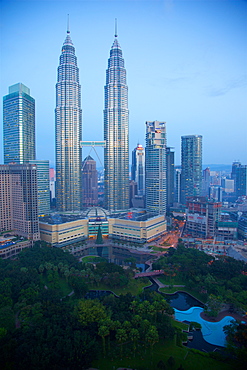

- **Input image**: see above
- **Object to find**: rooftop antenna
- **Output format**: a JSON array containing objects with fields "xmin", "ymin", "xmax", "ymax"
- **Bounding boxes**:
[
  {"xmin": 67, "ymin": 14, "xmax": 70, "ymax": 34},
  {"xmin": 115, "ymin": 18, "xmax": 118, "ymax": 38}
]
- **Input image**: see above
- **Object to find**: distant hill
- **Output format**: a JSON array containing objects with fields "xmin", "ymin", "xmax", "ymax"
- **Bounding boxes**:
[{"xmin": 202, "ymin": 164, "xmax": 232, "ymax": 173}]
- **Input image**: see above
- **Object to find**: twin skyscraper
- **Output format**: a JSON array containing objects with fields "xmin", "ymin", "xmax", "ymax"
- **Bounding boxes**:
[{"xmin": 55, "ymin": 24, "xmax": 129, "ymax": 212}]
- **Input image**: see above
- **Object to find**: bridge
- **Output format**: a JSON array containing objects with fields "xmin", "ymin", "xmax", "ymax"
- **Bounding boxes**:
[{"xmin": 134, "ymin": 270, "xmax": 164, "ymax": 279}]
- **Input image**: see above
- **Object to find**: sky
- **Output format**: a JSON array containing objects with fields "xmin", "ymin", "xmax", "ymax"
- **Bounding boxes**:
[{"xmin": 0, "ymin": 0, "xmax": 246, "ymax": 168}]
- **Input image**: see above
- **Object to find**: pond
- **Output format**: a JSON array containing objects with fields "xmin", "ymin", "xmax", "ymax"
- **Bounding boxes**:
[
  {"xmin": 174, "ymin": 306, "xmax": 235, "ymax": 347},
  {"xmin": 165, "ymin": 291, "xmax": 204, "ymax": 310}
]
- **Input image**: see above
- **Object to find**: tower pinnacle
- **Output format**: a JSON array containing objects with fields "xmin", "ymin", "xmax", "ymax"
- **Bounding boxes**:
[
  {"xmin": 115, "ymin": 18, "xmax": 118, "ymax": 38},
  {"xmin": 67, "ymin": 14, "xmax": 70, "ymax": 34}
]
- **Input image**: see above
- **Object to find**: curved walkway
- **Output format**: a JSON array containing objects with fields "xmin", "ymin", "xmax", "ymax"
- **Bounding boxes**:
[{"xmin": 151, "ymin": 277, "xmax": 185, "ymax": 289}]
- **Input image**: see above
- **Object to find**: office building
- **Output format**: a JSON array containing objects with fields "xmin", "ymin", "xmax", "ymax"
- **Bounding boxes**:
[
  {"xmin": 0, "ymin": 163, "xmax": 40, "ymax": 240},
  {"xmin": 181, "ymin": 135, "xmax": 202, "ymax": 204},
  {"xmin": 28, "ymin": 160, "xmax": 50, "ymax": 215},
  {"xmin": 55, "ymin": 25, "xmax": 82, "ymax": 211},
  {"xmin": 166, "ymin": 147, "xmax": 175, "ymax": 209},
  {"xmin": 186, "ymin": 196, "xmax": 221, "ymax": 238},
  {"xmin": 145, "ymin": 121, "xmax": 166, "ymax": 215},
  {"xmin": 231, "ymin": 161, "xmax": 241, "ymax": 193},
  {"xmin": 3, "ymin": 83, "xmax": 35, "ymax": 164},
  {"xmin": 129, "ymin": 180, "xmax": 138, "ymax": 208},
  {"xmin": 175, "ymin": 169, "xmax": 181, "ymax": 204},
  {"xmin": 236, "ymin": 165, "xmax": 247, "ymax": 197},
  {"xmin": 104, "ymin": 29, "xmax": 129, "ymax": 211},
  {"xmin": 202, "ymin": 167, "xmax": 210, "ymax": 196},
  {"xmin": 131, "ymin": 144, "xmax": 145, "ymax": 196},
  {"xmin": 209, "ymin": 185, "xmax": 223, "ymax": 202},
  {"xmin": 81, "ymin": 156, "xmax": 98, "ymax": 207}
]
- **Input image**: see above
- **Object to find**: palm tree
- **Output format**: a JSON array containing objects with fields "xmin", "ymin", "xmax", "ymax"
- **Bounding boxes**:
[
  {"xmin": 116, "ymin": 328, "xmax": 128, "ymax": 358},
  {"xmin": 129, "ymin": 328, "xmax": 140, "ymax": 356},
  {"xmin": 98, "ymin": 325, "xmax": 109, "ymax": 356}
]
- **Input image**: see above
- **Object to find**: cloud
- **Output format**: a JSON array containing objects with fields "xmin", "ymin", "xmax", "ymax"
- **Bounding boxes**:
[{"xmin": 206, "ymin": 76, "xmax": 247, "ymax": 97}]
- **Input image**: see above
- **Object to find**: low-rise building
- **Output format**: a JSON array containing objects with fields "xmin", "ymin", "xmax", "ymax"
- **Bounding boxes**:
[
  {"xmin": 39, "ymin": 215, "xmax": 88, "ymax": 246},
  {"xmin": 0, "ymin": 237, "xmax": 31, "ymax": 259},
  {"xmin": 108, "ymin": 213, "xmax": 167, "ymax": 243}
]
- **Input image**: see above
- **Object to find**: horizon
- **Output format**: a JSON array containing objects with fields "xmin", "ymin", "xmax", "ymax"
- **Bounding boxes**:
[{"xmin": 0, "ymin": 0, "xmax": 246, "ymax": 167}]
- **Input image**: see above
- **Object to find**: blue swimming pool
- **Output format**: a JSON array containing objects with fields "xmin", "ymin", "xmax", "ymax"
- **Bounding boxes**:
[{"xmin": 174, "ymin": 307, "xmax": 235, "ymax": 347}]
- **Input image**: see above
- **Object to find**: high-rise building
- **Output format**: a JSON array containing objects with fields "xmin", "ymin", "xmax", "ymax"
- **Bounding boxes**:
[
  {"xmin": 104, "ymin": 29, "xmax": 129, "ymax": 212},
  {"xmin": 236, "ymin": 165, "xmax": 247, "ymax": 197},
  {"xmin": 81, "ymin": 156, "xmax": 98, "ymax": 207},
  {"xmin": 0, "ymin": 163, "xmax": 40, "ymax": 240},
  {"xmin": 131, "ymin": 144, "xmax": 145, "ymax": 196},
  {"xmin": 55, "ymin": 26, "xmax": 82, "ymax": 212},
  {"xmin": 28, "ymin": 160, "xmax": 50, "ymax": 215},
  {"xmin": 186, "ymin": 196, "xmax": 221, "ymax": 238},
  {"xmin": 175, "ymin": 169, "xmax": 181, "ymax": 204},
  {"xmin": 3, "ymin": 83, "xmax": 35, "ymax": 164},
  {"xmin": 202, "ymin": 167, "xmax": 210, "ymax": 196},
  {"xmin": 231, "ymin": 161, "xmax": 241, "ymax": 193},
  {"xmin": 181, "ymin": 135, "xmax": 202, "ymax": 204},
  {"xmin": 145, "ymin": 121, "xmax": 166, "ymax": 215},
  {"xmin": 166, "ymin": 147, "xmax": 175, "ymax": 209}
]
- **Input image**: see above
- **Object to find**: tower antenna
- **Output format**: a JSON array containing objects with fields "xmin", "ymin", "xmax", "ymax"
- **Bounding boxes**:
[
  {"xmin": 67, "ymin": 14, "xmax": 70, "ymax": 34},
  {"xmin": 115, "ymin": 18, "xmax": 118, "ymax": 38}
]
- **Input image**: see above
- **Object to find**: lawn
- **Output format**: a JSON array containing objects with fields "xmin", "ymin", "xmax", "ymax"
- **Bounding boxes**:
[
  {"xmin": 92, "ymin": 337, "xmax": 234, "ymax": 370},
  {"xmin": 172, "ymin": 318, "xmax": 190, "ymax": 331},
  {"xmin": 88, "ymin": 278, "xmax": 150, "ymax": 296},
  {"xmin": 157, "ymin": 276, "xmax": 207, "ymax": 303},
  {"xmin": 40, "ymin": 275, "xmax": 72, "ymax": 297}
]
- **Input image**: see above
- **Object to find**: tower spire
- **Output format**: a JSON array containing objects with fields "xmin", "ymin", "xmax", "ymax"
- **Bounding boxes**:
[
  {"xmin": 115, "ymin": 18, "xmax": 118, "ymax": 38},
  {"xmin": 67, "ymin": 14, "xmax": 70, "ymax": 34}
]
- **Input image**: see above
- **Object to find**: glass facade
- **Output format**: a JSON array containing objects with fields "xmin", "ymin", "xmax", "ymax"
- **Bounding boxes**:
[
  {"xmin": 131, "ymin": 144, "xmax": 145, "ymax": 196},
  {"xmin": 3, "ymin": 83, "xmax": 35, "ymax": 164},
  {"xmin": 181, "ymin": 135, "xmax": 202, "ymax": 204},
  {"xmin": 145, "ymin": 121, "xmax": 167, "ymax": 215},
  {"xmin": 55, "ymin": 29, "xmax": 82, "ymax": 211},
  {"xmin": 104, "ymin": 34, "xmax": 129, "ymax": 212},
  {"xmin": 28, "ymin": 160, "xmax": 50, "ymax": 216}
]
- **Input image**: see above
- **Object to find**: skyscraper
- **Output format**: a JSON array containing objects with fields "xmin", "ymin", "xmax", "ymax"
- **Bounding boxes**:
[
  {"xmin": 55, "ymin": 25, "xmax": 82, "ymax": 212},
  {"xmin": 104, "ymin": 27, "xmax": 129, "ymax": 212},
  {"xmin": 0, "ymin": 163, "xmax": 40, "ymax": 240},
  {"xmin": 236, "ymin": 165, "xmax": 247, "ymax": 197},
  {"xmin": 81, "ymin": 156, "xmax": 98, "ymax": 207},
  {"xmin": 145, "ymin": 121, "xmax": 166, "ymax": 215},
  {"xmin": 3, "ymin": 83, "xmax": 35, "ymax": 164},
  {"xmin": 131, "ymin": 144, "xmax": 145, "ymax": 196},
  {"xmin": 28, "ymin": 160, "xmax": 50, "ymax": 215},
  {"xmin": 166, "ymin": 147, "xmax": 175, "ymax": 209},
  {"xmin": 181, "ymin": 135, "xmax": 202, "ymax": 204}
]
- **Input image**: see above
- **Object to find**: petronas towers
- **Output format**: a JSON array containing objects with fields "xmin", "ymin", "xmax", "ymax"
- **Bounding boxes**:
[
  {"xmin": 55, "ymin": 24, "xmax": 129, "ymax": 212},
  {"xmin": 104, "ymin": 33, "xmax": 129, "ymax": 211},
  {"xmin": 55, "ymin": 27, "xmax": 82, "ymax": 212}
]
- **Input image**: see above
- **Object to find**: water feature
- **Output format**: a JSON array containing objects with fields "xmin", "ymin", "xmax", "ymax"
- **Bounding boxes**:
[
  {"xmin": 174, "ymin": 306, "xmax": 235, "ymax": 347},
  {"xmin": 165, "ymin": 291, "xmax": 204, "ymax": 310}
]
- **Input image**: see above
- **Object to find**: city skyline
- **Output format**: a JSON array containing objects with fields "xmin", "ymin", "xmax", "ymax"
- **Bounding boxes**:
[{"xmin": 0, "ymin": 0, "xmax": 246, "ymax": 166}]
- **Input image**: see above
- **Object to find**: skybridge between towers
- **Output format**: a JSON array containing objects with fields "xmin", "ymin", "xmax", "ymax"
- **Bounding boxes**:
[{"xmin": 80, "ymin": 141, "xmax": 106, "ymax": 169}]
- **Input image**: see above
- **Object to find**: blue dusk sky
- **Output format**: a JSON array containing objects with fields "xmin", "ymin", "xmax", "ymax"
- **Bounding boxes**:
[{"xmin": 0, "ymin": 0, "xmax": 246, "ymax": 168}]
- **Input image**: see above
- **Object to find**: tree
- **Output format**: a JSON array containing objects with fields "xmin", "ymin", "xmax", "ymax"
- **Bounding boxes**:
[
  {"xmin": 116, "ymin": 328, "xmax": 128, "ymax": 358},
  {"xmin": 129, "ymin": 328, "xmax": 140, "ymax": 355},
  {"xmin": 75, "ymin": 299, "xmax": 108, "ymax": 326},
  {"xmin": 167, "ymin": 355, "xmax": 175, "ymax": 368},
  {"xmin": 98, "ymin": 325, "xmax": 109, "ymax": 356}
]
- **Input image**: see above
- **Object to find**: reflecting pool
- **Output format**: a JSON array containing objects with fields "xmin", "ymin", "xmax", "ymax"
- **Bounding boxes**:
[
  {"xmin": 175, "ymin": 307, "xmax": 235, "ymax": 347},
  {"xmin": 166, "ymin": 291, "xmax": 204, "ymax": 310}
]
